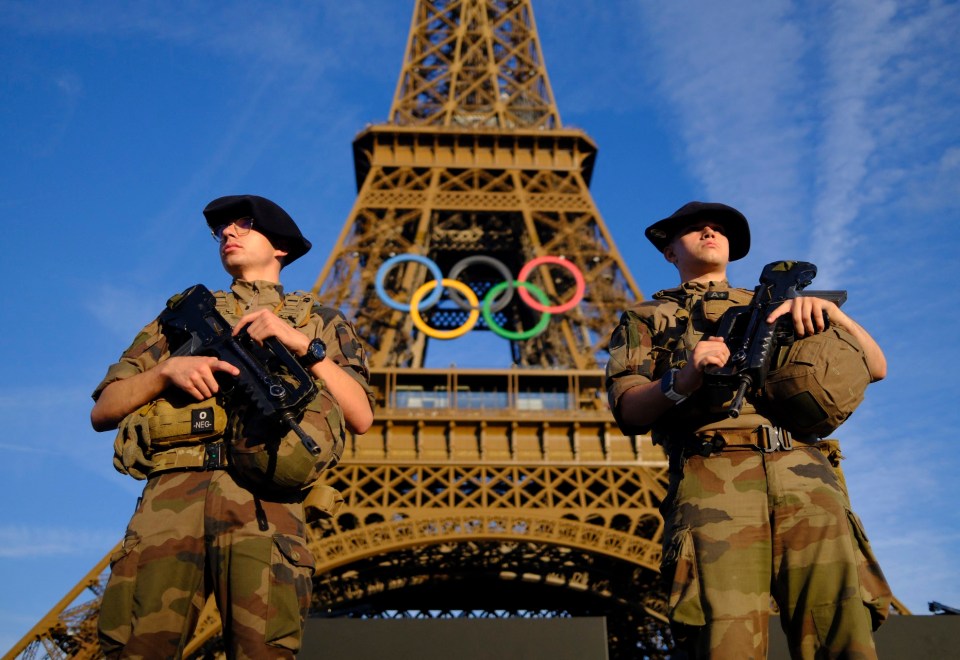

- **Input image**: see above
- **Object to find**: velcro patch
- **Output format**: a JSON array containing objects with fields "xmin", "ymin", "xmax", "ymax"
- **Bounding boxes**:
[{"xmin": 191, "ymin": 408, "xmax": 216, "ymax": 434}]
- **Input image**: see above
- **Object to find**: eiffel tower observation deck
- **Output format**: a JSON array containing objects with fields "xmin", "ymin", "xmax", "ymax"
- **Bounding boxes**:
[{"xmin": 7, "ymin": 2, "xmax": 675, "ymax": 658}]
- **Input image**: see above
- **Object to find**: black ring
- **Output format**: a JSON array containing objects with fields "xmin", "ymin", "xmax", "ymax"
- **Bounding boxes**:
[{"xmin": 446, "ymin": 256, "xmax": 516, "ymax": 312}]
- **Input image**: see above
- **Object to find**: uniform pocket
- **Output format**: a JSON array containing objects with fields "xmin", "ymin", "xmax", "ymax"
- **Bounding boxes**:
[
  {"xmin": 662, "ymin": 526, "xmax": 706, "ymax": 627},
  {"xmin": 265, "ymin": 534, "xmax": 316, "ymax": 650},
  {"xmin": 846, "ymin": 509, "xmax": 893, "ymax": 630}
]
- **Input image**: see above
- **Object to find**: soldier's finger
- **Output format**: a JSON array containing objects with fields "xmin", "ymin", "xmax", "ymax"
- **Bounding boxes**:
[
  {"xmin": 192, "ymin": 373, "xmax": 216, "ymax": 399},
  {"xmin": 766, "ymin": 301, "xmax": 791, "ymax": 324},
  {"xmin": 791, "ymin": 304, "xmax": 808, "ymax": 336},
  {"xmin": 186, "ymin": 380, "xmax": 210, "ymax": 400},
  {"xmin": 234, "ymin": 308, "xmax": 275, "ymax": 334},
  {"xmin": 802, "ymin": 303, "xmax": 818, "ymax": 335},
  {"xmin": 232, "ymin": 314, "xmax": 255, "ymax": 336},
  {"xmin": 211, "ymin": 359, "xmax": 240, "ymax": 376},
  {"xmin": 185, "ymin": 386, "xmax": 206, "ymax": 401}
]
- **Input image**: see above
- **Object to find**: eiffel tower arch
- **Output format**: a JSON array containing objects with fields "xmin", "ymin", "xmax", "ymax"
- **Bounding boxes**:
[{"xmin": 7, "ymin": 1, "xmax": 674, "ymax": 658}]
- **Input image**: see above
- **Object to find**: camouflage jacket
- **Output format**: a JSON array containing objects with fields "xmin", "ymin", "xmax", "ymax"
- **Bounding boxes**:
[
  {"xmin": 605, "ymin": 279, "xmax": 775, "ymax": 442},
  {"xmin": 94, "ymin": 279, "xmax": 372, "ymax": 405},
  {"xmin": 93, "ymin": 280, "xmax": 374, "ymax": 486}
]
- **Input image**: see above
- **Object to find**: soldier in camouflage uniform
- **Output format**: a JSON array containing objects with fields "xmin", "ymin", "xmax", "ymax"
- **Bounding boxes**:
[
  {"xmin": 91, "ymin": 195, "xmax": 375, "ymax": 659},
  {"xmin": 605, "ymin": 202, "xmax": 891, "ymax": 659}
]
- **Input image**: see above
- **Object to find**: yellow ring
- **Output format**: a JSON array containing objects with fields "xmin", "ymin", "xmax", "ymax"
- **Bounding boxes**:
[{"xmin": 409, "ymin": 278, "xmax": 480, "ymax": 340}]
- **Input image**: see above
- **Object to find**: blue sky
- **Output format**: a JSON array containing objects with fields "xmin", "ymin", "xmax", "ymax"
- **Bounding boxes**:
[{"xmin": 1, "ymin": 0, "xmax": 958, "ymax": 649}]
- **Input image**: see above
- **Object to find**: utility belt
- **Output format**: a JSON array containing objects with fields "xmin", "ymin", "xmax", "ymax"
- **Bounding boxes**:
[
  {"xmin": 146, "ymin": 439, "xmax": 343, "ymax": 519},
  {"xmin": 667, "ymin": 425, "xmax": 819, "ymax": 471},
  {"xmin": 113, "ymin": 387, "xmax": 346, "ymax": 499},
  {"xmin": 150, "ymin": 440, "xmax": 229, "ymax": 475}
]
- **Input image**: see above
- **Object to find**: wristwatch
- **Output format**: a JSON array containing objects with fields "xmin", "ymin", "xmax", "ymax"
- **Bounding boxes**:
[
  {"xmin": 299, "ymin": 338, "xmax": 327, "ymax": 368},
  {"xmin": 660, "ymin": 367, "xmax": 688, "ymax": 404}
]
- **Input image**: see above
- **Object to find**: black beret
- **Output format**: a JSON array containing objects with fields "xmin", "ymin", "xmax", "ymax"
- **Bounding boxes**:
[
  {"xmin": 645, "ymin": 201, "xmax": 751, "ymax": 262},
  {"xmin": 203, "ymin": 194, "xmax": 312, "ymax": 265}
]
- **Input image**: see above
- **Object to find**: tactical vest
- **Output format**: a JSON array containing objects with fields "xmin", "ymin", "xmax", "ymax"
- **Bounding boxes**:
[
  {"xmin": 651, "ymin": 283, "xmax": 755, "ymax": 373},
  {"xmin": 113, "ymin": 288, "xmax": 346, "ymax": 498},
  {"xmin": 643, "ymin": 282, "xmax": 776, "ymax": 444},
  {"xmin": 213, "ymin": 288, "xmax": 315, "ymax": 329},
  {"xmin": 648, "ymin": 283, "xmax": 871, "ymax": 440}
]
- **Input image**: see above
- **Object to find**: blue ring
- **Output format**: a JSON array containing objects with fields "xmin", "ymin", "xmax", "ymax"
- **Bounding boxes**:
[{"xmin": 375, "ymin": 255, "xmax": 444, "ymax": 311}]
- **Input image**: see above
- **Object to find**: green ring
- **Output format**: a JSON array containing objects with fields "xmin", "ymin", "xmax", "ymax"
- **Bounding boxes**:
[{"xmin": 481, "ymin": 281, "xmax": 552, "ymax": 340}]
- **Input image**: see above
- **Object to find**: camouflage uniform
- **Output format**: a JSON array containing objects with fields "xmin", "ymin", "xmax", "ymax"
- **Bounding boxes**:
[
  {"xmin": 606, "ymin": 280, "xmax": 890, "ymax": 659},
  {"xmin": 93, "ymin": 279, "xmax": 374, "ymax": 659}
]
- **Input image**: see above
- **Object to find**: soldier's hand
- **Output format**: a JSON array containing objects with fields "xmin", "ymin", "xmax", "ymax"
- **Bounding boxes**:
[
  {"xmin": 159, "ymin": 356, "xmax": 240, "ymax": 401},
  {"xmin": 233, "ymin": 309, "xmax": 311, "ymax": 355},
  {"xmin": 677, "ymin": 337, "xmax": 730, "ymax": 394},
  {"xmin": 768, "ymin": 297, "xmax": 841, "ymax": 337}
]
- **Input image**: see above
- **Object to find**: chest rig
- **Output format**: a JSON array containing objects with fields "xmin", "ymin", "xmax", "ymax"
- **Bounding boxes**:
[
  {"xmin": 652, "ymin": 282, "xmax": 754, "ymax": 375},
  {"xmin": 112, "ymin": 289, "xmax": 320, "ymax": 481},
  {"xmin": 213, "ymin": 289, "xmax": 315, "ymax": 329},
  {"xmin": 648, "ymin": 282, "xmax": 762, "ymax": 455}
]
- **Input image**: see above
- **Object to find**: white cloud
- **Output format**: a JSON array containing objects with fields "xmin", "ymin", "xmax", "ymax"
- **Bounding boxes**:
[
  {"xmin": 636, "ymin": 1, "xmax": 812, "ymax": 262},
  {"xmin": 810, "ymin": 0, "xmax": 960, "ymax": 287},
  {"xmin": 625, "ymin": 1, "xmax": 959, "ymax": 290},
  {"xmin": 811, "ymin": 0, "xmax": 903, "ymax": 284}
]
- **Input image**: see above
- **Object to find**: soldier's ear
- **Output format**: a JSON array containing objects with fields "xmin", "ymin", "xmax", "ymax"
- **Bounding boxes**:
[{"xmin": 663, "ymin": 245, "xmax": 677, "ymax": 265}]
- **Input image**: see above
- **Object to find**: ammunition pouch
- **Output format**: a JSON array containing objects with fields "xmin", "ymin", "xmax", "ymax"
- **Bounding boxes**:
[
  {"xmin": 303, "ymin": 484, "xmax": 345, "ymax": 522},
  {"xmin": 763, "ymin": 325, "xmax": 870, "ymax": 437},
  {"xmin": 112, "ymin": 394, "xmax": 228, "ymax": 480}
]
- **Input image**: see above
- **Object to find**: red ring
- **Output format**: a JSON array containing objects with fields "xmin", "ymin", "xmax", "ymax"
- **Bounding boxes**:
[{"xmin": 517, "ymin": 256, "xmax": 585, "ymax": 313}]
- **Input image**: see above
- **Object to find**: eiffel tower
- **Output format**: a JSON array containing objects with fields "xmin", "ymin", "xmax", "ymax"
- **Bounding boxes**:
[{"xmin": 6, "ymin": 1, "xmax": 674, "ymax": 658}]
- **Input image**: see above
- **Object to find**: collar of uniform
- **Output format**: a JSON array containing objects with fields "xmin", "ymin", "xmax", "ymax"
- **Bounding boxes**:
[
  {"xmin": 230, "ymin": 279, "xmax": 285, "ymax": 311},
  {"xmin": 680, "ymin": 279, "xmax": 730, "ymax": 294},
  {"xmin": 653, "ymin": 279, "xmax": 731, "ymax": 300}
]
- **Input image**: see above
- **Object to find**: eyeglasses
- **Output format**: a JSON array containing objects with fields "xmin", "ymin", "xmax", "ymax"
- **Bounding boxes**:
[{"xmin": 211, "ymin": 217, "xmax": 254, "ymax": 241}]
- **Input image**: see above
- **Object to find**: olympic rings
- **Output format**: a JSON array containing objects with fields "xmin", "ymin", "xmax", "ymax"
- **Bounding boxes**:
[
  {"xmin": 374, "ymin": 253, "xmax": 585, "ymax": 340},
  {"xmin": 410, "ymin": 279, "xmax": 480, "ymax": 340},
  {"xmin": 376, "ymin": 254, "xmax": 444, "ymax": 311},
  {"xmin": 517, "ymin": 256, "xmax": 586, "ymax": 313},
  {"xmin": 481, "ymin": 281, "xmax": 552, "ymax": 341}
]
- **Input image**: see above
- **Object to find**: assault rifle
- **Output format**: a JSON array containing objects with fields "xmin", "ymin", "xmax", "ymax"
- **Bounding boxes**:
[
  {"xmin": 705, "ymin": 261, "xmax": 846, "ymax": 418},
  {"xmin": 158, "ymin": 284, "xmax": 322, "ymax": 455}
]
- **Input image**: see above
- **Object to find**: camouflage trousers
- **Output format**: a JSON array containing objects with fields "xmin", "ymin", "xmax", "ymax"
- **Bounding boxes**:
[
  {"xmin": 660, "ymin": 445, "xmax": 885, "ymax": 659},
  {"xmin": 98, "ymin": 469, "xmax": 315, "ymax": 659}
]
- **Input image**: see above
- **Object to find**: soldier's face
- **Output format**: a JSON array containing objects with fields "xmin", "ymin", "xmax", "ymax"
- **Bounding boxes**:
[
  {"xmin": 218, "ymin": 223, "xmax": 287, "ymax": 278},
  {"xmin": 665, "ymin": 221, "xmax": 730, "ymax": 270}
]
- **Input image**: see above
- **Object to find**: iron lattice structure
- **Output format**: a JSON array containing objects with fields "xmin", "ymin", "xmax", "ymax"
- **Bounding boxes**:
[
  {"xmin": 7, "ymin": 1, "xmax": 676, "ymax": 658},
  {"xmin": 315, "ymin": 0, "xmax": 639, "ymax": 370}
]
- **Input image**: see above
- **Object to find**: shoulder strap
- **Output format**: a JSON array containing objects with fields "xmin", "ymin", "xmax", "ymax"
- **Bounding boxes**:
[
  {"xmin": 211, "ymin": 290, "xmax": 237, "ymax": 322},
  {"xmin": 279, "ymin": 291, "xmax": 315, "ymax": 328},
  {"xmin": 653, "ymin": 286, "xmax": 690, "ymax": 306}
]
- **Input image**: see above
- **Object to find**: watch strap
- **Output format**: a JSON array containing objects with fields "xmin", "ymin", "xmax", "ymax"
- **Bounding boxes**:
[
  {"xmin": 660, "ymin": 368, "xmax": 688, "ymax": 403},
  {"xmin": 299, "ymin": 338, "xmax": 326, "ymax": 368}
]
